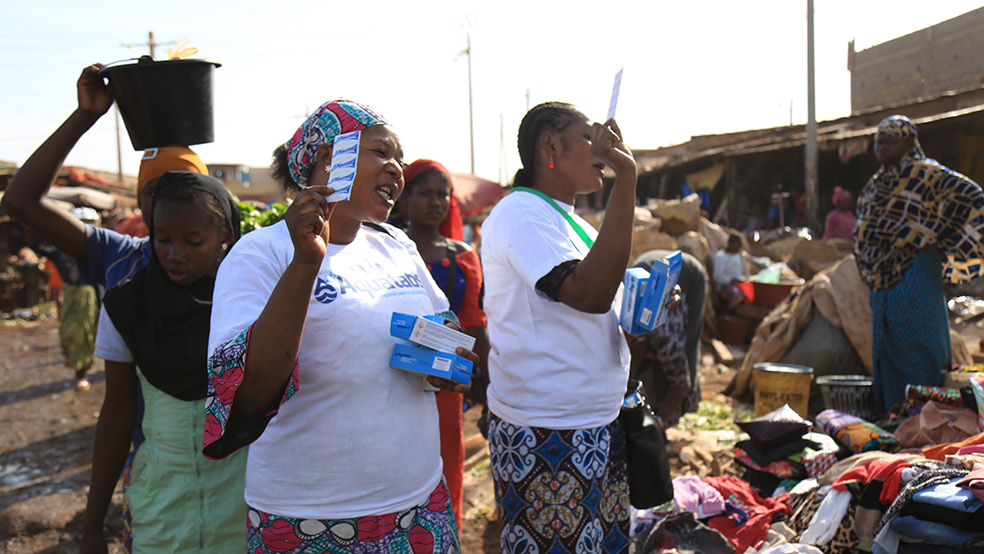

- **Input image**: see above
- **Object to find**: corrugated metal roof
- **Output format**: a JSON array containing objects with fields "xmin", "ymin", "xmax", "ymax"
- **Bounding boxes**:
[{"xmin": 634, "ymin": 86, "xmax": 984, "ymax": 174}]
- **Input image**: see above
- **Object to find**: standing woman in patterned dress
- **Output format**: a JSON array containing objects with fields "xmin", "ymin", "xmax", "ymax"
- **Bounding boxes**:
[
  {"xmin": 481, "ymin": 102, "xmax": 637, "ymax": 553},
  {"xmin": 402, "ymin": 158, "xmax": 491, "ymax": 534},
  {"xmin": 854, "ymin": 114, "xmax": 984, "ymax": 415}
]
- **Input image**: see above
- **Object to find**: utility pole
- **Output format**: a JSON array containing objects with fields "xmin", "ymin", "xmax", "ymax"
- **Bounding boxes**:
[
  {"xmin": 115, "ymin": 31, "xmax": 170, "ymax": 184},
  {"xmin": 148, "ymin": 31, "xmax": 159, "ymax": 59},
  {"xmin": 115, "ymin": 106, "xmax": 123, "ymax": 185},
  {"xmin": 805, "ymin": 0, "xmax": 820, "ymax": 231},
  {"xmin": 466, "ymin": 33, "xmax": 475, "ymax": 174},
  {"xmin": 122, "ymin": 31, "xmax": 169, "ymax": 60}
]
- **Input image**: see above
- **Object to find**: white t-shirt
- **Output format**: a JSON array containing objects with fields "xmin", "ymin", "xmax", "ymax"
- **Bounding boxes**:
[
  {"xmin": 208, "ymin": 222, "xmax": 450, "ymax": 519},
  {"xmin": 94, "ymin": 308, "xmax": 133, "ymax": 363},
  {"xmin": 712, "ymin": 250, "xmax": 747, "ymax": 289},
  {"xmin": 481, "ymin": 192, "xmax": 630, "ymax": 429}
]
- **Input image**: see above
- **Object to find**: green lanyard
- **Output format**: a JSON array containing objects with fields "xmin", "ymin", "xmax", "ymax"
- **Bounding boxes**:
[{"xmin": 512, "ymin": 187, "xmax": 594, "ymax": 248}]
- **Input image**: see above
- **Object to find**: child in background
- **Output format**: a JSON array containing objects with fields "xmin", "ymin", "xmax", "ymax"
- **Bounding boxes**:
[{"xmin": 403, "ymin": 158, "xmax": 491, "ymax": 531}]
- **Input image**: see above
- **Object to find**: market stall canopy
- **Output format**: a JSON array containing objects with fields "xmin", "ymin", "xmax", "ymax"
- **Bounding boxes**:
[
  {"xmin": 46, "ymin": 186, "xmax": 116, "ymax": 211},
  {"xmin": 450, "ymin": 173, "xmax": 506, "ymax": 216}
]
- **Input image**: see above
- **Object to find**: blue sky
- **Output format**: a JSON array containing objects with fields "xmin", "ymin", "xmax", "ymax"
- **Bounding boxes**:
[{"xmin": 2, "ymin": 1, "xmax": 982, "ymax": 183}]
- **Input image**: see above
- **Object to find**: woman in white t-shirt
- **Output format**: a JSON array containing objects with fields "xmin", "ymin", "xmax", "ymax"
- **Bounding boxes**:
[
  {"xmin": 202, "ymin": 100, "xmax": 474, "ymax": 552},
  {"xmin": 482, "ymin": 102, "xmax": 638, "ymax": 553}
]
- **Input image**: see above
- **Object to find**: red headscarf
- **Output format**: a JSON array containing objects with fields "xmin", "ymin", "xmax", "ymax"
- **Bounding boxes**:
[{"xmin": 403, "ymin": 159, "xmax": 463, "ymax": 241}]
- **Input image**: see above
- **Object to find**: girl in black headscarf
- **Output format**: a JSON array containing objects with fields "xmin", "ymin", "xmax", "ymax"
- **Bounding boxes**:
[{"xmin": 80, "ymin": 171, "xmax": 246, "ymax": 553}]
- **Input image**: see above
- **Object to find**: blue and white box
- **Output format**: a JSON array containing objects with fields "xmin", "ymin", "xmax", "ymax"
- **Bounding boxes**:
[
  {"xmin": 619, "ymin": 267, "xmax": 651, "ymax": 334},
  {"xmin": 639, "ymin": 250, "xmax": 683, "ymax": 329},
  {"xmin": 390, "ymin": 312, "xmax": 476, "ymax": 353},
  {"xmin": 389, "ymin": 343, "xmax": 473, "ymax": 385}
]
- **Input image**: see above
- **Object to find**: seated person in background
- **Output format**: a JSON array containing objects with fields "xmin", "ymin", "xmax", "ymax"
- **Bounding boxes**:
[
  {"xmin": 822, "ymin": 186, "xmax": 855, "ymax": 241},
  {"xmin": 712, "ymin": 234, "xmax": 748, "ymax": 310},
  {"xmin": 629, "ymin": 250, "xmax": 707, "ymax": 427}
]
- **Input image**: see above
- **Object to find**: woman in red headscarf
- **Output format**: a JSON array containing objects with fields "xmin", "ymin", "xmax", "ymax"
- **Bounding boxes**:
[
  {"xmin": 402, "ymin": 158, "xmax": 490, "ymax": 532},
  {"xmin": 822, "ymin": 186, "xmax": 855, "ymax": 241}
]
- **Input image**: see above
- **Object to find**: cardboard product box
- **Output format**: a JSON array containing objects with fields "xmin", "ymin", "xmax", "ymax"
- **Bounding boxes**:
[
  {"xmin": 390, "ymin": 312, "xmax": 476, "ymax": 353},
  {"xmin": 638, "ymin": 250, "xmax": 683, "ymax": 330},
  {"xmin": 389, "ymin": 343, "xmax": 473, "ymax": 385},
  {"xmin": 619, "ymin": 267, "xmax": 651, "ymax": 335}
]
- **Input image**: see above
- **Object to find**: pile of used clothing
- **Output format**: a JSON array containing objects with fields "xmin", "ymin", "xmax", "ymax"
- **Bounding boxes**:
[{"xmin": 630, "ymin": 385, "xmax": 984, "ymax": 553}]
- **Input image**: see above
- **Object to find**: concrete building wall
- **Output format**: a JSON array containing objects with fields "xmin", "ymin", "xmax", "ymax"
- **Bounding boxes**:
[{"xmin": 850, "ymin": 7, "xmax": 984, "ymax": 113}]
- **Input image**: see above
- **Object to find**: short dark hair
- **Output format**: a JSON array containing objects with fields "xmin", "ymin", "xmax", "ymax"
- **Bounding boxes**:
[{"xmin": 271, "ymin": 143, "xmax": 302, "ymax": 198}]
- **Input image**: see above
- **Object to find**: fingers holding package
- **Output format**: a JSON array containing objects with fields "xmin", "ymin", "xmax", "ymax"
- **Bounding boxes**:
[
  {"xmin": 425, "ymin": 345, "xmax": 476, "ymax": 393},
  {"xmin": 285, "ymin": 186, "xmax": 336, "ymax": 266},
  {"xmin": 591, "ymin": 119, "xmax": 636, "ymax": 176}
]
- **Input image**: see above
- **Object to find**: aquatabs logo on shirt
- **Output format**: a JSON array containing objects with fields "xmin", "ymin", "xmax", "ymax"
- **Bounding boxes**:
[{"xmin": 314, "ymin": 270, "xmax": 427, "ymax": 304}]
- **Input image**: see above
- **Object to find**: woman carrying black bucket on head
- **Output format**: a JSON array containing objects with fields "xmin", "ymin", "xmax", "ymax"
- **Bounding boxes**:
[
  {"xmin": 80, "ymin": 171, "xmax": 246, "ymax": 553},
  {"xmin": 2, "ymin": 65, "xmax": 211, "ymax": 292},
  {"xmin": 1, "ymin": 64, "xmax": 215, "ymax": 552}
]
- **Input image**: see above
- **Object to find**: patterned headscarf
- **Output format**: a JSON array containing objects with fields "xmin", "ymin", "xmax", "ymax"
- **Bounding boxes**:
[
  {"xmin": 854, "ymin": 115, "xmax": 984, "ymax": 291},
  {"xmin": 875, "ymin": 114, "xmax": 925, "ymax": 161},
  {"xmin": 285, "ymin": 99, "xmax": 389, "ymax": 186}
]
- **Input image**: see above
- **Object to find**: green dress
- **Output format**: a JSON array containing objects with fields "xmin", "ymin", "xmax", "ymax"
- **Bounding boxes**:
[{"xmin": 127, "ymin": 372, "xmax": 247, "ymax": 553}]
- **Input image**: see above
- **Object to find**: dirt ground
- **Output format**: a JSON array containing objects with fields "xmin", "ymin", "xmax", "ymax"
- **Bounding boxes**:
[
  {"xmin": 0, "ymin": 316, "xmax": 740, "ymax": 553},
  {"xmin": 1, "ymin": 314, "xmax": 979, "ymax": 552}
]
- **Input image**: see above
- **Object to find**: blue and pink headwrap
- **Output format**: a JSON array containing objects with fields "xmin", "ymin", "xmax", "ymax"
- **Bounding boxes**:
[{"xmin": 285, "ymin": 99, "xmax": 389, "ymax": 186}]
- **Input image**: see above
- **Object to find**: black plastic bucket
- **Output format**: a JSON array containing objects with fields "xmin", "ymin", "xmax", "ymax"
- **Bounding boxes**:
[
  {"xmin": 99, "ymin": 56, "xmax": 221, "ymax": 150},
  {"xmin": 816, "ymin": 375, "xmax": 876, "ymax": 421}
]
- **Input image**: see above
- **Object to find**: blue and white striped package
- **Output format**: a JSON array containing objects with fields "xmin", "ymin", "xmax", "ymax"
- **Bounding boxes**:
[{"xmin": 324, "ymin": 130, "xmax": 360, "ymax": 202}]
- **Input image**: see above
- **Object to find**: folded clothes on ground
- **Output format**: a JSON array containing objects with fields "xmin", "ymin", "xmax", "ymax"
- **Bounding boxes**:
[
  {"xmin": 816, "ymin": 409, "xmax": 900, "ymax": 454},
  {"xmin": 889, "ymin": 515, "xmax": 984, "ymax": 550},
  {"xmin": 737, "ymin": 405, "xmax": 812, "ymax": 451},
  {"xmin": 736, "ymin": 438, "xmax": 818, "ymax": 466}
]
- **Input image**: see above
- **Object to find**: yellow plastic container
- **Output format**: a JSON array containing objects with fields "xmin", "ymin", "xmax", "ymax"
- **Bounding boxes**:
[{"xmin": 753, "ymin": 363, "xmax": 814, "ymax": 418}]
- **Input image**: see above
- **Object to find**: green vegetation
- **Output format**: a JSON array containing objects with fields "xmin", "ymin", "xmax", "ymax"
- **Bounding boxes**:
[{"xmin": 239, "ymin": 201, "xmax": 288, "ymax": 235}]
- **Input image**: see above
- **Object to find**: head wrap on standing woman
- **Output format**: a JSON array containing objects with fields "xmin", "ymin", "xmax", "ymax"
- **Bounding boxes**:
[
  {"xmin": 103, "ymin": 172, "xmax": 241, "ymax": 400},
  {"xmin": 284, "ymin": 99, "xmax": 389, "ymax": 187},
  {"xmin": 402, "ymin": 159, "xmax": 463, "ymax": 241},
  {"xmin": 854, "ymin": 114, "xmax": 984, "ymax": 291},
  {"xmin": 136, "ymin": 146, "xmax": 208, "ymax": 197},
  {"xmin": 832, "ymin": 186, "xmax": 852, "ymax": 207}
]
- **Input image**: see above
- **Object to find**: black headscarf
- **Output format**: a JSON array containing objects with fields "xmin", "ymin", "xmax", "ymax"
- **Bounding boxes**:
[{"xmin": 103, "ymin": 171, "xmax": 241, "ymax": 400}]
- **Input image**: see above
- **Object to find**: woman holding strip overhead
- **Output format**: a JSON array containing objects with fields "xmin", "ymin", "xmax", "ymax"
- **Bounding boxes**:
[{"xmin": 481, "ymin": 102, "xmax": 637, "ymax": 553}]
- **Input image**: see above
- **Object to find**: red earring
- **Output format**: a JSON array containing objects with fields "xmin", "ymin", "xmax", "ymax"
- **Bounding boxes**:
[{"xmin": 549, "ymin": 158, "xmax": 555, "ymax": 169}]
